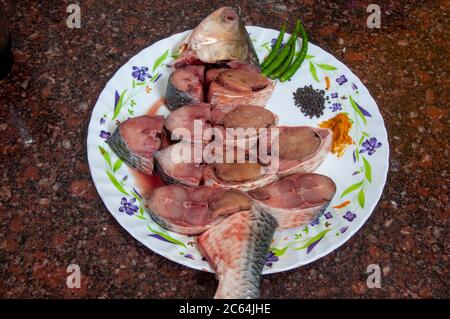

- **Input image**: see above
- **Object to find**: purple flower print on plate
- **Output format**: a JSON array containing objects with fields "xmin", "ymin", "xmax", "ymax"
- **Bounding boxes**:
[
  {"xmin": 360, "ymin": 137, "xmax": 382, "ymax": 155},
  {"xmin": 310, "ymin": 219, "xmax": 320, "ymax": 226},
  {"xmin": 324, "ymin": 212, "xmax": 333, "ymax": 219},
  {"xmin": 119, "ymin": 197, "xmax": 139, "ymax": 215},
  {"xmin": 270, "ymin": 38, "xmax": 285, "ymax": 50},
  {"xmin": 100, "ymin": 130, "xmax": 111, "ymax": 139},
  {"xmin": 132, "ymin": 66, "xmax": 150, "ymax": 81},
  {"xmin": 330, "ymin": 103, "xmax": 342, "ymax": 112},
  {"xmin": 343, "ymin": 211, "xmax": 357, "ymax": 222},
  {"xmin": 336, "ymin": 75, "xmax": 348, "ymax": 85},
  {"xmin": 265, "ymin": 252, "xmax": 279, "ymax": 267}
]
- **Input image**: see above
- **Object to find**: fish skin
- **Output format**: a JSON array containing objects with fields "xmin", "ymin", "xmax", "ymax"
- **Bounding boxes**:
[
  {"xmin": 153, "ymin": 142, "xmax": 205, "ymax": 187},
  {"xmin": 166, "ymin": 68, "xmax": 204, "ymax": 111},
  {"xmin": 108, "ymin": 128, "xmax": 154, "ymax": 174},
  {"xmin": 166, "ymin": 79, "xmax": 199, "ymax": 111},
  {"xmin": 208, "ymin": 80, "xmax": 275, "ymax": 107},
  {"xmin": 197, "ymin": 206, "xmax": 278, "ymax": 299},
  {"xmin": 144, "ymin": 185, "xmax": 252, "ymax": 235},
  {"xmin": 276, "ymin": 127, "xmax": 333, "ymax": 177},
  {"xmin": 178, "ymin": 7, "xmax": 260, "ymax": 67},
  {"xmin": 107, "ymin": 116, "xmax": 164, "ymax": 175},
  {"xmin": 248, "ymin": 173, "xmax": 337, "ymax": 229}
]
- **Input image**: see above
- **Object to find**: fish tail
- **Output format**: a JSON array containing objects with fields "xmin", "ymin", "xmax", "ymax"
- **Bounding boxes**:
[{"xmin": 214, "ymin": 207, "xmax": 277, "ymax": 299}]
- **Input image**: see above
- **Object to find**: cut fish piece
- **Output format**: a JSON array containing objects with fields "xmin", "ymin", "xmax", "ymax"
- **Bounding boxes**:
[
  {"xmin": 145, "ymin": 185, "xmax": 252, "ymax": 235},
  {"xmin": 248, "ymin": 173, "xmax": 336, "ymax": 228},
  {"xmin": 153, "ymin": 142, "xmax": 205, "ymax": 186},
  {"xmin": 205, "ymin": 61, "xmax": 260, "ymax": 86},
  {"xmin": 219, "ymin": 70, "xmax": 268, "ymax": 92},
  {"xmin": 221, "ymin": 104, "xmax": 278, "ymax": 129},
  {"xmin": 108, "ymin": 115, "xmax": 164, "ymax": 175},
  {"xmin": 164, "ymin": 103, "xmax": 212, "ymax": 143},
  {"xmin": 173, "ymin": 49, "xmax": 203, "ymax": 69},
  {"xmin": 262, "ymin": 126, "xmax": 333, "ymax": 177},
  {"xmin": 166, "ymin": 65, "xmax": 205, "ymax": 111},
  {"xmin": 213, "ymin": 163, "xmax": 264, "ymax": 183},
  {"xmin": 205, "ymin": 68, "xmax": 228, "ymax": 86},
  {"xmin": 203, "ymin": 163, "xmax": 278, "ymax": 191},
  {"xmin": 211, "ymin": 105, "xmax": 278, "ymax": 155},
  {"xmin": 197, "ymin": 207, "xmax": 278, "ymax": 299},
  {"xmin": 208, "ymin": 70, "xmax": 275, "ymax": 107}
]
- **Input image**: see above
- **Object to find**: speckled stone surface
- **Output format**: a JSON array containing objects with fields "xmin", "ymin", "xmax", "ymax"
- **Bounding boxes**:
[{"xmin": 0, "ymin": 0, "xmax": 448, "ymax": 298}]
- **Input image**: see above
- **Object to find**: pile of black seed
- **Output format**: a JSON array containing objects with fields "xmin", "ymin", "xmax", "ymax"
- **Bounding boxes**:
[{"xmin": 293, "ymin": 85, "xmax": 326, "ymax": 118}]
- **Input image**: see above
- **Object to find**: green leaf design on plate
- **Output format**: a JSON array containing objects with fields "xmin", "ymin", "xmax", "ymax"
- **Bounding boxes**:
[
  {"xmin": 153, "ymin": 50, "xmax": 169, "ymax": 72},
  {"xmin": 260, "ymin": 42, "xmax": 271, "ymax": 52},
  {"xmin": 112, "ymin": 89, "xmax": 127, "ymax": 120},
  {"xmin": 358, "ymin": 189, "xmax": 365, "ymax": 208},
  {"xmin": 305, "ymin": 54, "xmax": 315, "ymax": 59},
  {"xmin": 130, "ymin": 190, "xmax": 142, "ymax": 203},
  {"xmin": 99, "ymin": 145, "xmax": 112, "ymax": 169},
  {"xmin": 106, "ymin": 171, "xmax": 129, "ymax": 195},
  {"xmin": 349, "ymin": 95, "xmax": 367, "ymax": 125},
  {"xmin": 113, "ymin": 159, "xmax": 123, "ymax": 173},
  {"xmin": 132, "ymin": 79, "xmax": 136, "ymax": 88},
  {"xmin": 136, "ymin": 215, "xmax": 146, "ymax": 220},
  {"xmin": 358, "ymin": 135, "xmax": 365, "ymax": 146},
  {"xmin": 317, "ymin": 63, "xmax": 337, "ymax": 70},
  {"xmin": 362, "ymin": 157, "xmax": 372, "ymax": 183},
  {"xmin": 294, "ymin": 229, "xmax": 331, "ymax": 251},
  {"xmin": 340, "ymin": 180, "xmax": 364, "ymax": 198},
  {"xmin": 147, "ymin": 225, "xmax": 187, "ymax": 248},
  {"xmin": 151, "ymin": 72, "xmax": 159, "ymax": 83},
  {"xmin": 270, "ymin": 246, "xmax": 288, "ymax": 257},
  {"xmin": 309, "ymin": 62, "xmax": 319, "ymax": 82}
]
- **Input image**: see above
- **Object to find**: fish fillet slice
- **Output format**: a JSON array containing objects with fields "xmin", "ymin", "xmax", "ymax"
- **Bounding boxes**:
[{"xmin": 197, "ymin": 207, "xmax": 278, "ymax": 299}]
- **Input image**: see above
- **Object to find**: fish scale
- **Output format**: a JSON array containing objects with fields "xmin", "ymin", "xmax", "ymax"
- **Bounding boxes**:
[{"xmin": 198, "ymin": 207, "xmax": 278, "ymax": 299}]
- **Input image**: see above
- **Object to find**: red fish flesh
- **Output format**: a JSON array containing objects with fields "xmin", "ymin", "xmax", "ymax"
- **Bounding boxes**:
[
  {"xmin": 166, "ymin": 65, "xmax": 205, "ymax": 111},
  {"xmin": 108, "ymin": 115, "xmax": 164, "ymax": 175},
  {"xmin": 248, "ymin": 173, "xmax": 336, "ymax": 228},
  {"xmin": 145, "ymin": 185, "xmax": 252, "ymax": 235},
  {"xmin": 208, "ymin": 69, "xmax": 275, "ymax": 107}
]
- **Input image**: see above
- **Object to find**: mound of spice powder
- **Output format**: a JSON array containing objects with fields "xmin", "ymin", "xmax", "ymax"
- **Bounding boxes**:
[
  {"xmin": 293, "ymin": 85, "xmax": 326, "ymax": 118},
  {"xmin": 319, "ymin": 113, "xmax": 353, "ymax": 157}
]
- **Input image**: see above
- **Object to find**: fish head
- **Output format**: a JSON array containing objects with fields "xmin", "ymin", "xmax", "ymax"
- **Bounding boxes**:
[{"xmin": 183, "ymin": 7, "xmax": 259, "ymax": 66}]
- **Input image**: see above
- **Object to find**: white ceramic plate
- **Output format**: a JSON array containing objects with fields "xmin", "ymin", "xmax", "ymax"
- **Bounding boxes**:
[{"xmin": 87, "ymin": 26, "xmax": 389, "ymax": 274}]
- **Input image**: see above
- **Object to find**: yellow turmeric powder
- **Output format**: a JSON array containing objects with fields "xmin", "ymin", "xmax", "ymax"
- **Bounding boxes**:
[{"xmin": 319, "ymin": 113, "xmax": 353, "ymax": 157}]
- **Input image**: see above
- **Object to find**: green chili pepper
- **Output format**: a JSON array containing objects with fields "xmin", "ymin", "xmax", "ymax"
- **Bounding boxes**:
[
  {"xmin": 261, "ymin": 23, "xmax": 286, "ymax": 70},
  {"xmin": 262, "ymin": 20, "xmax": 300, "ymax": 77},
  {"xmin": 269, "ymin": 39, "xmax": 296, "ymax": 79},
  {"xmin": 280, "ymin": 20, "xmax": 308, "ymax": 82}
]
